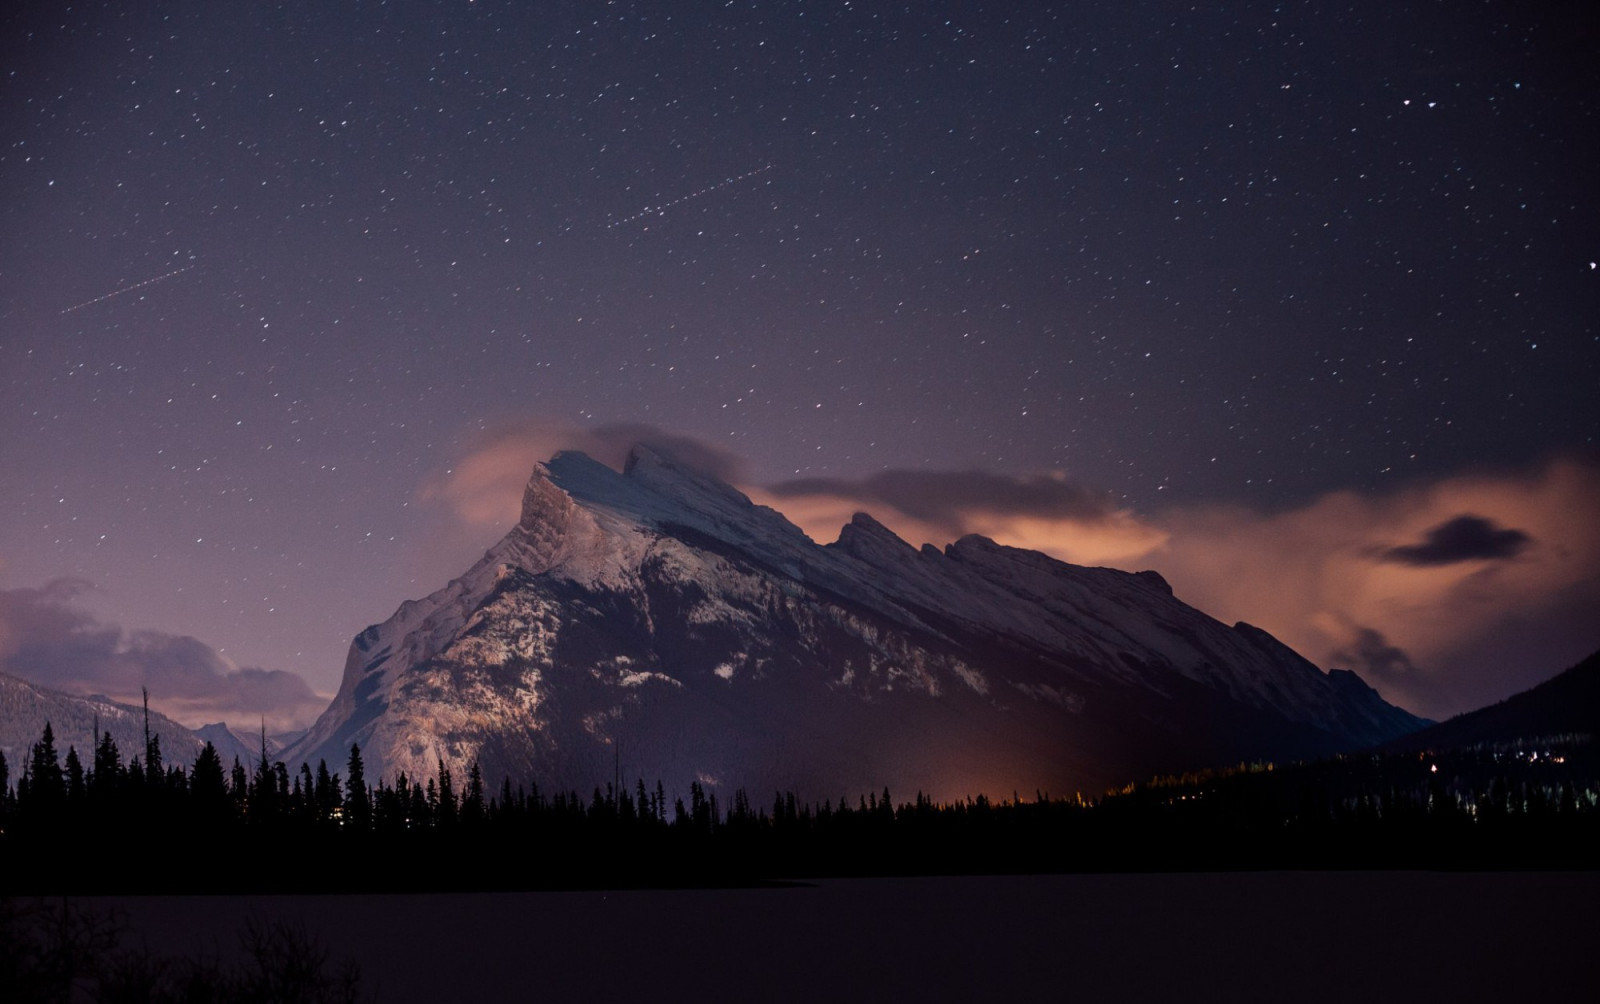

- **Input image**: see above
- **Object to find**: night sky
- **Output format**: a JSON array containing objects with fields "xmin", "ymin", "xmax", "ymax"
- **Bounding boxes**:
[{"xmin": 3, "ymin": 2, "xmax": 1596, "ymax": 731}]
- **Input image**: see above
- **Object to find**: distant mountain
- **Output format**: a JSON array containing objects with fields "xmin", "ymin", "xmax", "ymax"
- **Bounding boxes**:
[
  {"xmin": 0, "ymin": 671, "xmax": 206, "ymax": 767},
  {"xmin": 1385, "ymin": 650, "xmax": 1600, "ymax": 752},
  {"xmin": 192, "ymin": 722, "xmax": 305, "ymax": 767},
  {"xmin": 286, "ymin": 446, "xmax": 1427, "ymax": 800}
]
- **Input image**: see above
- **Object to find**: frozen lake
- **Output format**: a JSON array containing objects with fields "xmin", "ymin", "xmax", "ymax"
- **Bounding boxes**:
[{"xmin": 80, "ymin": 871, "xmax": 1594, "ymax": 1002}]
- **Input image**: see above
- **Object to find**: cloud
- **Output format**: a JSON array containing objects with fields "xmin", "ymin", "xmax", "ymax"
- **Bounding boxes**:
[
  {"xmin": 769, "ymin": 470, "xmax": 1118, "ymax": 532},
  {"xmin": 417, "ymin": 420, "xmax": 745, "ymax": 530},
  {"xmin": 1147, "ymin": 456, "xmax": 1600, "ymax": 719},
  {"xmin": 1330, "ymin": 625, "xmax": 1418, "ymax": 681},
  {"xmin": 406, "ymin": 422, "xmax": 752, "ymax": 597},
  {"xmin": 760, "ymin": 455, "xmax": 1600, "ymax": 719},
  {"xmin": 1378, "ymin": 514, "xmax": 1532, "ymax": 566},
  {"xmin": 0, "ymin": 581, "xmax": 327, "ymax": 732},
  {"xmin": 755, "ymin": 471, "xmax": 1168, "ymax": 567}
]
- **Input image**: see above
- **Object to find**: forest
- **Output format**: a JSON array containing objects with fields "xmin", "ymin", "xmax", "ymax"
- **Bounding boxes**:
[{"xmin": 1, "ymin": 720, "xmax": 1595, "ymax": 894}]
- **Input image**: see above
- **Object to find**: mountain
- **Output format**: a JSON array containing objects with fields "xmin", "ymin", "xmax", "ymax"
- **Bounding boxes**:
[
  {"xmin": 192, "ymin": 722, "xmax": 304, "ymax": 767},
  {"xmin": 285, "ymin": 446, "xmax": 1426, "ymax": 800},
  {"xmin": 0, "ymin": 671, "xmax": 207, "ymax": 768},
  {"xmin": 1384, "ymin": 649, "xmax": 1599, "ymax": 753},
  {"xmin": 0, "ymin": 670, "xmax": 304, "ymax": 775}
]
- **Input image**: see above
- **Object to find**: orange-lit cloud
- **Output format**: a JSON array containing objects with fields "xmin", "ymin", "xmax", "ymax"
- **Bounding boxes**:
[
  {"xmin": 762, "ymin": 456, "xmax": 1600, "ymax": 719},
  {"xmin": 1148, "ymin": 457, "xmax": 1600, "ymax": 719},
  {"xmin": 759, "ymin": 469, "xmax": 1169, "ymax": 566},
  {"xmin": 419, "ymin": 427, "xmax": 1600, "ymax": 721}
]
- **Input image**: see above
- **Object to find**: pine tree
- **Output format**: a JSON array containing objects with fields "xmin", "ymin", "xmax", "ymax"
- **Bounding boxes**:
[
  {"xmin": 191, "ymin": 742, "xmax": 229, "ymax": 819},
  {"xmin": 291, "ymin": 763, "xmax": 319, "ymax": 823},
  {"xmin": 142, "ymin": 687, "xmax": 163, "ymax": 785},
  {"xmin": 64, "ymin": 747, "xmax": 86, "ymax": 807},
  {"xmin": 125, "ymin": 754, "xmax": 143, "ymax": 801},
  {"xmin": 313, "ymin": 759, "xmax": 342, "ymax": 826},
  {"xmin": 403, "ymin": 773, "xmax": 430, "ymax": 829},
  {"xmin": 371, "ymin": 779, "xmax": 395, "ymax": 833},
  {"xmin": 618, "ymin": 782, "xmax": 637, "ymax": 825},
  {"xmin": 230, "ymin": 756, "xmax": 249, "ymax": 814},
  {"xmin": 344, "ymin": 744, "xmax": 371, "ymax": 832},
  {"xmin": 92, "ymin": 731, "xmax": 122, "ymax": 802},
  {"xmin": 250, "ymin": 747, "xmax": 280, "ymax": 824},
  {"xmin": 27, "ymin": 722, "xmax": 66, "ymax": 812},
  {"xmin": 690, "ymin": 780, "xmax": 704, "ymax": 815},
  {"xmin": 497, "ymin": 776, "xmax": 516, "ymax": 823},
  {"xmin": 393, "ymin": 773, "xmax": 411, "ymax": 827},
  {"xmin": 435, "ymin": 759, "xmax": 457, "ymax": 828},
  {"xmin": 144, "ymin": 733, "xmax": 163, "ymax": 788},
  {"xmin": 462, "ymin": 762, "xmax": 485, "ymax": 826},
  {"xmin": 166, "ymin": 762, "xmax": 189, "ymax": 798}
]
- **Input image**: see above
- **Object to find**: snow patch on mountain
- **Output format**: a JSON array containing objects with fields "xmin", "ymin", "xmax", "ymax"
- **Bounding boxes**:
[{"xmin": 284, "ymin": 445, "xmax": 1428, "ymax": 798}]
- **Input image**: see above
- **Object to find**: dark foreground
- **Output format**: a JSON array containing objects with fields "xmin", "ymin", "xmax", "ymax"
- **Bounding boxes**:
[{"xmin": 45, "ymin": 871, "xmax": 1599, "ymax": 1003}]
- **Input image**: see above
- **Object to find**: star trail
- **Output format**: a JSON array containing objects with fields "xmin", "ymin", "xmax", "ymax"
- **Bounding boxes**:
[
  {"xmin": 1, "ymin": 1, "xmax": 1595, "ymax": 726},
  {"xmin": 59, "ymin": 263, "xmax": 196, "ymax": 314},
  {"xmin": 605, "ymin": 163, "xmax": 775, "ymax": 229}
]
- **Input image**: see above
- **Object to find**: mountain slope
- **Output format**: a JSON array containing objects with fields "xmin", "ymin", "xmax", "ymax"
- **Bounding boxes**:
[
  {"xmin": 286, "ymin": 446, "xmax": 1426, "ymax": 799},
  {"xmin": 1384, "ymin": 649, "xmax": 1599, "ymax": 752},
  {"xmin": 192, "ymin": 722, "xmax": 303, "ymax": 767},
  {"xmin": 0, "ymin": 671, "xmax": 207, "ymax": 768}
]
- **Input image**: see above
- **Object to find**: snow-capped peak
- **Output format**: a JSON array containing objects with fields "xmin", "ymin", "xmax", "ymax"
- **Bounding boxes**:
[{"xmin": 284, "ymin": 444, "xmax": 1428, "ymax": 800}]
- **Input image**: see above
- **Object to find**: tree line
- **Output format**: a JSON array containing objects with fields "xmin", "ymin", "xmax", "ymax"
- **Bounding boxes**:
[{"xmin": 2, "ymin": 721, "xmax": 1596, "ymax": 893}]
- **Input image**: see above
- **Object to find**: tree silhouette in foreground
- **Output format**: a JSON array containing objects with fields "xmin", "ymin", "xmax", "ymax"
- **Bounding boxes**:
[
  {"xmin": 0, "ymin": 897, "xmax": 370, "ymax": 1003},
  {"xmin": 1, "ymin": 721, "xmax": 1595, "ymax": 893}
]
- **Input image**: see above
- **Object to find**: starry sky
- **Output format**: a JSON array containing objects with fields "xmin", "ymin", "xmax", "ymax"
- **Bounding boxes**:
[{"xmin": 2, "ymin": 1, "xmax": 1596, "ymax": 730}]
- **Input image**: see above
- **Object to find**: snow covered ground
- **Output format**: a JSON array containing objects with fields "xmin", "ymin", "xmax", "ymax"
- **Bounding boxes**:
[{"xmin": 78, "ymin": 872, "xmax": 1594, "ymax": 1002}]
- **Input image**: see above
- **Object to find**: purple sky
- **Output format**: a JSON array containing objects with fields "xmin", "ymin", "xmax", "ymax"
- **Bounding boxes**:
[{"xmin": 2, "ymin": 2, "xmax": 1596, "ymax": 729}]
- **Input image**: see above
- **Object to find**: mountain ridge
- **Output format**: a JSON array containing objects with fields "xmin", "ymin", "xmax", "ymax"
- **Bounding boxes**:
[
  {"xmin": 0, "ymin": 670, "xmax": 207, "ymax": 768},
  {"xmin": 1382, "ymin": 649, "xmax": 1599, "ymax": 752},
  {"xmin": 284, "ymin": 445, "xmax": 1427, "ymax": 799}
]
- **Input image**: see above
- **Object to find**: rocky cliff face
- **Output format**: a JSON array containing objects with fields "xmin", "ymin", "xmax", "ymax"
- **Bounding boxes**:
[{"xmin": 285, "ymin": 446, "xmax": 1426, "ymax": 799}]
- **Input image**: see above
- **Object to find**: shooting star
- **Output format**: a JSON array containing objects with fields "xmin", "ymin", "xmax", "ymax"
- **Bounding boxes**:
[
  {"xmin": 606, "ymin": 163, "xmax": 774, "ymax": 229},
  {"xmin": 60, "ymin": 264, "xmax": 196, "ymax": 314}
]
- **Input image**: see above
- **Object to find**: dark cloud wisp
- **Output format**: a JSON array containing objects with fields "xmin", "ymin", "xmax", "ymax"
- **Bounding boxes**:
[
  {"xmin": 1379, "ymin": 514, "xmax": 1533, "ymax": 567},
  {"xmin": 1327, "ymin": 626, "xmax": 1449, "ymax": 718},
  {"xmin": 1331, "ymin": 626, "xmax": 1420, "ymax": 683},
  {"xmin": 583, "ymin": 423, "xmax": 747, "ymax": 483}
]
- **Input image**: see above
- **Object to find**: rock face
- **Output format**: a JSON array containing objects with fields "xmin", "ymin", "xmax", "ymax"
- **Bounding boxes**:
[{"xmin": 285, "ymin": 446, "xmax": 1426, "ymax": 800}]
